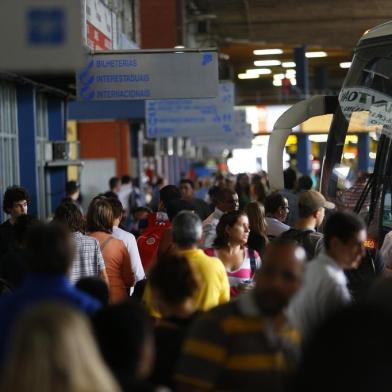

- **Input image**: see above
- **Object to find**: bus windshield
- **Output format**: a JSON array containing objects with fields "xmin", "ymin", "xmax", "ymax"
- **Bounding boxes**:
[{"xmin": 321, "ymin": 39, "xmax": 392, "ymax": 242}]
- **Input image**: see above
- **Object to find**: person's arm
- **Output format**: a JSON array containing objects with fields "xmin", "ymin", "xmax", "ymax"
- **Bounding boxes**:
[
  {"xmin": 217, "ymin": 261, "xmax": 230, "ymax": 304},
  {"xmin": 100, "ymin": 269, "xmax": 109, "ymax": 286},
  {"xmin": 201, "ymin": 222, "xmax": 215, "ymax": 249},
  {"xmin": 127, "ymin": 233, "xmax": 146, "ymax": 281},
  {"xmin": 157, "ymin": 228, "xmax": 176, "ymax": 259},
  {"xmin": 121, "ymin": 245, "xmax": 135, "ymax": 289},
  {"xmin": 95, "ymin": 240, "xmax": 109, "ymax": 286}
]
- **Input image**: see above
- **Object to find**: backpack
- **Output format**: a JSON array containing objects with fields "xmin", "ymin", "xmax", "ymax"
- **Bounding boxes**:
[
  {"xmin": 136, "ymin": 212, "xmax": 171, "ymax": 272},
  {"xmin": 279, "ymin": 228, "xmax": 323, "ymax": 261},
  {"xmin": 248, "ymin": 248, "xmax": 257, "ymax": 277}
]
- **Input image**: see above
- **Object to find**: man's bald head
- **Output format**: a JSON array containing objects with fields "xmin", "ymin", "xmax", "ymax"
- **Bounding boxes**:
[{"xmin": 255, "ymin": 238, "xmax": 306, "ymax": 317}]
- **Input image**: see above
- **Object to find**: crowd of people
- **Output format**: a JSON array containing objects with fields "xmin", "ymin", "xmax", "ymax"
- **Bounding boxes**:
[{"xmin": 0, "ymin": 167, "xmax": 391, "ymax": 391}]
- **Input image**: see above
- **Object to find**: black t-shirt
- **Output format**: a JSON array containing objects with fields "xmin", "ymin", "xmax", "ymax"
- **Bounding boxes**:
[
  {"xmin": 0, "ymin": 220, "xmax": 16, "ymax": 259},
  {"xmin": 0, "ymin": 247, "xmax": 28, "ymax": 289},
  {"xmin": 190, "ymin": 198, "xmax": 211, "ymax": 221},
  {"xmin": 152, "ymin": 312, "xmax": 200, "ymax": 389}
]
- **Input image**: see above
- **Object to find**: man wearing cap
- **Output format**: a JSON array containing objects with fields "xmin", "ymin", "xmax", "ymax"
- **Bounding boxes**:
[{"xmin": 280, "ymin": 189, "xmax": 335, "ymax": 260}]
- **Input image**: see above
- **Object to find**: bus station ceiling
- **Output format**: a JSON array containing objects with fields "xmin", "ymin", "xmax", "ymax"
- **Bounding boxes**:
[
  {"xmin": 190, "ymin": 0, "xmax": 392, "ymax": 48},
  {"xmin": 189, "ymin": 0, "xmax": 392, "ymax": 104}
]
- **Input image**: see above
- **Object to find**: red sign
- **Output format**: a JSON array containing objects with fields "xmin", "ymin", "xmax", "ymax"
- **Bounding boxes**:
[{"xmin": 87, "ymin": 21, "xmax": 112, "ymax": 50}]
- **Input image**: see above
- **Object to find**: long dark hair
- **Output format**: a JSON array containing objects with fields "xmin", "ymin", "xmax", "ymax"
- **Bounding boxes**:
[
  {"xmin": 235, "ymin": 173, "xmax": 250, "ymax": 198},
  {"xmin": 251, "ymin": 174, "xmax": 267, "ymax": 204},
  {"xmin": 213, "ymin": 210, "xmax": 247, "ymax": 249}
]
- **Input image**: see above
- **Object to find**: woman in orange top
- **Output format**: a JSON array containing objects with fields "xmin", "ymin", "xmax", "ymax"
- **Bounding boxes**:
[{"xmin": 86, "ymin": 197, "xmax": 135, "ymax": 303}]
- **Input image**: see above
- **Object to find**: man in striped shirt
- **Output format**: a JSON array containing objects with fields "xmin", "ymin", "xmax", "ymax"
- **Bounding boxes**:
[{"xmin": 176, "ymin": 238, "xmax": 306, "ymax": 391}]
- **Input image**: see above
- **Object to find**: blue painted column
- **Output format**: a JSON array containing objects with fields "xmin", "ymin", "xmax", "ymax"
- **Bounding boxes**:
[
  {"xmin": 17, "ymin": 85, "xmax": 39, "ymax": 216},
  {"xmin": 294, "ymin": 46, "xmax": 309, "ymax": 97},
  {"xmin": 358, "ymin": 133, "xmax": 370, "ymax": 172},
  {"xmin": 297, "ymin": 134, "xmax": 311, "ymax": 175},
  {"xmin": 315, "ymin": 66, "xmax": 328, "ymax": 91},
  {"xmin": 48, "ymin": 97, "xmax": 67, "ymax": 211}
]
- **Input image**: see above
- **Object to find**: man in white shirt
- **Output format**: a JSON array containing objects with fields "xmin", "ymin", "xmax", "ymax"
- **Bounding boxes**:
[
  {"xmin": 288, "ymin": 211, "xmax": 367, "ymax": 339},
  {"xmin": 201, "ymin": 188, "xmax": 239, "ymax": 248},
  {"xmin": 118, "ymin": 175, "xmax": 144, "ymax": 213},
  {"xmin": 264, "ymin": 192, "xmax": 290, "ymax": 238},
  {"xmin": 107, "ymin": 198, "xmax": 145, "ymax": 285}
]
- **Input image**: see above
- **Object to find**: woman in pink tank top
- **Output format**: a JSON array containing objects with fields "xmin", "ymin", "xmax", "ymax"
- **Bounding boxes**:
[{"xmin": 204, "ymin": 211, "xmax": 261, "ymax": 297}]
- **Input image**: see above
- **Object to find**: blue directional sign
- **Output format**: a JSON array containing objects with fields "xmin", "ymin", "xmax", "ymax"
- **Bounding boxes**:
[
  {"xmin": 77, "ymin": 50, "xmax": 219, "ymax": 101},
  {"xmin": 145, "ymin": 81, "xmax": 234, "ymax": 138},
  {"xmin": 192, "ymin": 109, "xmax": 253, "ymax": 150}
]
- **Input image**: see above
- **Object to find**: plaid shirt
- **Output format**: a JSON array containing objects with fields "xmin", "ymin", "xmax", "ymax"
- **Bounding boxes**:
[{"xmin": 69, "ymin": 232, "xmax": 106, "ymax": 283}]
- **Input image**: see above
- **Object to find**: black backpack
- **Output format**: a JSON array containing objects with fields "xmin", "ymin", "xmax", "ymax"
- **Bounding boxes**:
[{"xmin": 279, "ymin": 228, "xmax": 323, "ymax": 261}]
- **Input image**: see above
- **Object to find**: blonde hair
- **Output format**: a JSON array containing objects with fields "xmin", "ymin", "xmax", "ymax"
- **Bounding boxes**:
[{"xmin": 1, "ymin": 302, "xmax": 120, "ymax": 392}]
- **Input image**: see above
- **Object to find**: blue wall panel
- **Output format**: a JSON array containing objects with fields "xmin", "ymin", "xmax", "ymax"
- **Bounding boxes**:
[
  {"xmin": 68, "ymin": 100, "xmax": 145, "ymax": 120},
  {"xmin": 16, "ymin": 85, "xmax": 38, "ymax": 216},
  {"xmin": 48, "ymin": 97, "xmax": 66, "ymax": 211}
]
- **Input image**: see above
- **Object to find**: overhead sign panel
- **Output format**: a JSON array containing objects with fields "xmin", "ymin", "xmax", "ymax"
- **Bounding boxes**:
[
  {"xmin": 77, "ymin": 50, "xmax": 218, "ymax": 101},
  {"xmin": 0, "ymin": 0, "xmax": 85, "ymax": 72},
  {"xmin": 193, "ymin": 109, "xmax": 253, "ymax": 151},
  {"xmin": 145, "ymin": 81, "xmax": 234, "ymax": 138}
]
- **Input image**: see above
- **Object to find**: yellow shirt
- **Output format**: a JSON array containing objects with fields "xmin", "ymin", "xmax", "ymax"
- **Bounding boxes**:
[{"xmin": 143, "ymin": 248, "xmax": 230, "ymax": 317}]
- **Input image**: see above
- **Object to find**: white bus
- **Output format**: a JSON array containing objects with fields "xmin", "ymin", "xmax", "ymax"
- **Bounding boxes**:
[{"xmin": 268, "ymin": 21, "xmax": 392, "ymax": 249}]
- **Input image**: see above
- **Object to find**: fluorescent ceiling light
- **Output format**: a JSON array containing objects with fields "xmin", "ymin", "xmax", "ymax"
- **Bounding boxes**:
[
  {"xmin": 246, "ymin": 68, "xmax": 272, "ymax": 75},
  {"xmin": 340, "ymin": 62, "xmax": 352, "ymax": 69},
  {"xmin": 253, "ymin": 49, "xmax": 283, "ymax": 55},
  {"xmin": 290, "ymin": 78, "xmax": 297, "ymax": 86},
  {"xmin": 254, "ymin": 60, "xmax": 281, "ymax": 66},
  {"xmin": 273, "ymin": 79, "xmax": 282, "ymax": 86},
  {"xmin": 282, "ymin": 61, "xmax": 296, "ymax": 68},
  {"xmin": 238, "ymin": 73, "xmax": 259, "ymax": 79},
  {"xmin": 285, "ymin": 69, "xmax": 296, "ymax": 77},
  {"xmin": 273, "ymin": 73, "xmax": 285, "ymax": 80},
  {"xmin": 305, "ymin": 51, "xmax": 327, "ymax": 58}
]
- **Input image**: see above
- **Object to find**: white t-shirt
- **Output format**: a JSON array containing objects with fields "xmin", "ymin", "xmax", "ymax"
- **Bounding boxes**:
[
  {"xmin": 112, "ymin": 226, "xmax": 145, "ymax": 283},
  {"xmin": 265, "ymin": 217, "xmax": 290, "ymax": 237},
  {"xmin": 288, "ymin": 252, "xmax": 351, "ymax": 339}
]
